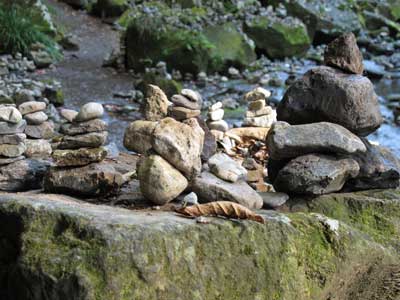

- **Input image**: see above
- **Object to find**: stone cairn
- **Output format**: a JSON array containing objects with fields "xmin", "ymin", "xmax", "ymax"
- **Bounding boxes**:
[
  {"xmin": 243, "ymin": 87, "xmax": 276, "ymax": 128},
  {"xmin": 168, "ymin": 88, "xmax": 202, "ymax": 121},
  {"xmin": 267, "ymin": 33, "xmax": 400, "ymax": 196},
  {"xmin": 44, "ymin": 102, "xmax": 111, "ymax": 195},
  {"xmin": 124, "ymin": 85, "xmax": 263, "ymax": 210},
  {"xmin": 206, "ymin": 101, "xmax": 229, "ymax": 132}
]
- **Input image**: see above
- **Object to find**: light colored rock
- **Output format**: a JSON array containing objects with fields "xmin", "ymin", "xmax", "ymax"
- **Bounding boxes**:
[
  {"xmin": 210, "ymin": 129, "xmax": 224, "ymax": 141},
  {"xmin": 60, "ymin": 108, "xmax": 78, "ymax": 122},
  {"xmin": 207, "ymin": 120, "xmax": 229, "ymax": 132},
  {"xmin": 24, "ymin": 111, "xmax": 48, "ymax": 125},
  {"xmin": 181, "ymin": 88, "xmax": 202, "ymax": 103},
  {"xmin": 74, "ymin": 102, "xmax": 104, "ymax": 122},
  {"xmin": 18, "ymin": 101, "xmax": 46, "ymax": 115},
  {"xmin": 207, "ymin": 108, "xmax": 224, "ymax": 121},
  {"xmin": 209, "ymin": 101, "xmax": 222, "ymax": 111},
  {"xmin": 141, "ymin": 85, "xmax": 169, "ymax": 121},
  {"xmin": 61, "ymin": 118, "xmax": 107, "ymax": 136},
  {"xmin": 52, "ymin": 147, "xmax": 107, "ymax": 167},
  {"xmin": 267, "ymin": 122, "xmax": 367, "ymax": 160},
  {"xmin": 246, "ymin": 106, "xmax": 273, "ymax": 118},
  {"xmin": 0, "ymin": 133, "xmax": 26, "ymax": 145},
  {"xmin": 0, "ymin": 142, "xmax": 26, "ymax": 157},
  {"xmin": 25, "ymin": 139, "xmax": 52, "ymax": 158},
  {"xmin": 227, "ymin": 127, "xmax": 270, "ymax": 140},
  {"xmin": 58, "ymin": 131, "xmax": 108, "ymax": 149},
  {"xmin": 0, "ymin": 106, "xmax": 22, "ymax": 124},
  {"xmin": 248, "ymin": 99, "xmax": 266, "ymax": 111},
  {"xmin": 170, "ymin": 94, "xmax": 201, "ymax": 110},
  {"xmin": 243, "ymin": 110, "xmax": 277, "ymax": 127},
  {"xmin": 208, "ymin": 153, "xmax": 247, "ymax": 183},
  {"xmin": 152, "ymin": 118, "xmax": 204, "ymax": 179},
  {"xmin": 183, "ymin": 192, "xmax": 198, "ymax": 205},
  {"xmin": 244, "ymin": 87, "xmax": 271, "ymax": 102},
  {"xmin": 0, "ymin": 156, "xmax": 24, "ymax": 166},
  {"xmin": 168, "ymin": 106, "xmax": 201, "ymax": 121},
  {"xmin": 192, "ymin": 171, "xmax": 263, "ymax": 209},
  {"xmin": 25, "ymin": 121, "xmax": 54, "ymax": 139},
  {"xmin": 123, "ymin": 120, "xmax": 157, "ymax": 154},
  {"xmin": 138, "ymin": 155, "xmax": 188, "ymax": 205}
]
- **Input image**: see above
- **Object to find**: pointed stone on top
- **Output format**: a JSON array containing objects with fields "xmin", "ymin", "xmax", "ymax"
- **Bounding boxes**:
[{"xmin": 324, "ymin": 32, "xmax": 364, "ymax": 75}]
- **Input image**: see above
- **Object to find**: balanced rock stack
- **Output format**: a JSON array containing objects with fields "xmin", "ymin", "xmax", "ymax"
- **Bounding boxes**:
[
  {"xmin": 243, "ymin": 87, "xmax": 276, "ymax": 128},
  {"xmin": 206, "ymin": 101, "xmax": 229, "ymax": 132},
  {"xmin": 0, "ymin": 105, "xmax": 49, "ymax": 191},
  {"xmin": 168, "ymin": 89, "xmax": 202, "ymax": 121},
  {"xmin": 44, "ymin": 102, "xmax": 119, "ymax": 197},
  {"xmin": 18, "ymin": 100, "xmax": 52, "ymax": 158},
  {"xmin": 268, "ymin": 33, "xmax": 400, "ymax": 195}
]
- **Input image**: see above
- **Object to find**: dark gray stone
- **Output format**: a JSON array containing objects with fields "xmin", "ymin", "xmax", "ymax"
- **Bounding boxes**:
[{"xmin": 0, "ymin": 120, "xmax": 26, "ymax": 135}]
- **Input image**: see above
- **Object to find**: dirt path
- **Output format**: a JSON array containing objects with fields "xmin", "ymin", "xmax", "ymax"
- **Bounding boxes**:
[{"xmin": 36, "ymin": 0, "xmax": 136, "ymax": 148}]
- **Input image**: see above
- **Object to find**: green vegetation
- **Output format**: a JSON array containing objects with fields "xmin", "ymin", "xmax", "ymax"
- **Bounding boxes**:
[{"xmin": 0, "ymin": 1, "xmax": 59, "ymax": 58}]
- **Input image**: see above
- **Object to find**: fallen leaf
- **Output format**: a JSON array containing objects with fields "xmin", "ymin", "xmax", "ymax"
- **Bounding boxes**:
[{"xmin": 176, "ymin": 201, "xmax": 265, "ymax": 224}]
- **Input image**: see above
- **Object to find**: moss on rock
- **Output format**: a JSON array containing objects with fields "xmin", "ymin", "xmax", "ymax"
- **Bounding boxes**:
[{"xmin": 90, "ymin": 0, "xmax": 129, "ymax": 18}]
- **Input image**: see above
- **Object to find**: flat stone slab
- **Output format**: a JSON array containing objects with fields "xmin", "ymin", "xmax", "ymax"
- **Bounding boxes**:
[{"xmin": 0, "ymin": 190, "xmax": 400, "ymax": 299}]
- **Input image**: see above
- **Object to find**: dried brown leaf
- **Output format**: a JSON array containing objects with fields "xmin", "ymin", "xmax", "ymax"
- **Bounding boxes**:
[{"xmin": 176, "ymin": 201, "xmax": 265, "ymax": 224}]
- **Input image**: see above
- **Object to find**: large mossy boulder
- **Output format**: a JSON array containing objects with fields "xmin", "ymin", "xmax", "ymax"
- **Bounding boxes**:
[
  {"xmin": 244, "ymin": 15, "xmax": 311, "ymax": 59},
  {"xmin": 1, "ymin": 190, "xmax": 400, "ymax": 299},
  {"xmin": 271, "ymin": 0, "xmax": 363, "ymax": 43},
  {"xmin": 89, "ymin": 0, "xmax": 129, "ymax": 17},
  {"xmin": 125, "ymin": 14, "xmax": 256, "ymax": 74}
]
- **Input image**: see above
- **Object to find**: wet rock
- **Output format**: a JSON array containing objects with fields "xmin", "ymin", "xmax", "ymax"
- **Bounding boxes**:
[
  {"xmin": 73, "ymin": 102, "xmax": 104, "ymax": 122},
  {"xmin": 324, "ymin": 32, "xmax": 364, "ymax": 74},
  {"xmin": 152, "ymin": 118, "xmax": 204, "ymax": 178},
  {"xmin": 25, "ymin": 121, "xmax": 54, "ymax": 139},
  {"xmin": 44, "ymin": 162, "xmax": 124, "ymax": 197},
  {"xmin": 0, "ymin": 143, "xmax": 26, "ymax": 158},
  {"xmin": 274, "ymin": 154, "xmax": 360, "ymax": 195},
  {"xmin": 58, "ymin": 131, "xmax": 108, "ymax": 149},
  {"xmin": 208, "ymin": 153, "xmax": 247, "ymax": 183},
  {"xmin": 0, "ymin": 133, "xmax": 26, "ymax": 145},
  {"xmin": 60, "ymin": 108, "xmax": 78, "ymax": 122},
  {"xmin": 123, "ymin": 120, "xmax": 157, "ymax": 154},
  {"xmin": 138, "ymin": 155, "xmax": 188, "ymax": 205},
  {"xmin": 261, "ymin": 192, "xmax": 289, "ymax": 209},
  {"xmin": 25, "ymin": 139, "xmax": 52, "ymax": 158},
  {"xmin": 344, "ymin": 140, "xmax": 400, "ymax": 191},
  {"xmin": 168, "ymin": 106, "xmax": 201, "ymax": 121},
  {"xmin": 141, "ymin": 85, "xmax": 169, "ymax": 121},
  {"xmin": 0, "ymin": 158, "xmax": 50, "ymax": 191},
  {"xmin": 0, "ymin": 106, "xmax": 22, "ymax": 124},
  {"xmin": 24, "ymin": 111, "xmax": 48, "ymax": 125},
  {"xmin": 267, "ymin": 122, "xmax": 366, "ymax": 160},
  {"xmin": 61, "ymin": 118, "xmax": 107, "ymax": 136},
  {"xmin": 52, "ymin": 147, "xmax": 107, "ymax": 167},
  {"xmin": 277, "ymin": 66, "xmax": 383, "ymax": 136},
  {"xmin": 18, "ymin": 101, "xmax": 46, "ymax": 115},
  {"xmin": 192, "ymin": 171, "xmax": 263, "ymax": 209}
]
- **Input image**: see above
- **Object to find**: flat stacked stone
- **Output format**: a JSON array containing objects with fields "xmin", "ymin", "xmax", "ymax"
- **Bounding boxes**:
[
  {"xmin": 0, "ymin": 105, "xmax": 26, "ymax": 161},
  {"xmin": 168, "ymin": 88, "xmax": 202, "ymax": 121},
  {"xmin": 268, "ymin": 33, "xmax": 399, "ymax": 195},
  {"xmin": 243, "ymin": 87, "xmax": 276, "ymax": 128},
  {"xmin": 206, "ymin": 101, "xmax": 229, "ymax": 132},
  {"xmin": 18, "ymin": 100, "xmax": 52, "ymax": 158}
]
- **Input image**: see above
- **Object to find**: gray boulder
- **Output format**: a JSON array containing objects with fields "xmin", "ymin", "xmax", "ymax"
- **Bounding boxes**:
[
  {"xmin": 277, "ymin": 66, "xmax": 382, "ymax": 136},
  {"xmin": 208, "ymin": 153, "xmax": 247, "ymax": 183},
  {"xmin": 274, "ymin": 154, "xmax": 360, "ymax": 195},
  {"xmin": 192, "ymin": 171, "xmax": 263, "ymax": 209},
  {"xmin": 267, "ymin": 121, "xmax": 366, "ymax": 160}
]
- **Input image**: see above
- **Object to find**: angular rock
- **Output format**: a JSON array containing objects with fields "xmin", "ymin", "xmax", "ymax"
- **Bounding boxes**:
[
  {"xmin": 0, "ymin": 133, "xmax": 26, "ymax": 145},
  {"xmin": 243, "ymin": 111, "xmax": 276, "ymax": 128},
  {"xmin": 171, "ymin": 94, "xmax": 201, "ymax": 110},
  {"xmin": 344, "ymin": 139, "xmax": 400, "ymax": 191},
  {"xmin": 52, "ymin": 147, "xmax": 107, "ymax": 167},
  {"xmin": 141, "ymin": 85, "xmax": 169, "ymax": 121},
  {"xmin": 43, "ymin": 162, "xmax": 124, "ymax": 197},
  {"xmin": 267, "ymin": 122, "xmax": 367, "ymax": 160},
  {"xmin": 168, "ymin": 106, "xmax": 200, "ymax": 121},
  {"xmin": 0, "ymin": 158, "xmax": 50, "ymax": 191},
  {"xmin": 0, "ymin": 106, "xmax": 22, "ymax": 124},
  {"xmin": 60, "ymin": 108, "xmax": 78, "ymax": 122},
  {"xmin": 274, "ymin": 154, "xmax": 360, "ymax": 195},
  {"xmin": 24, "ymin": 111, "xmax": 48, "ymax": 125},
  {"xmin": 74, "ymin": 102, "xmax": 104, "ymax": 122},
  {"xmin": 0, "ymin": 143, "xmax": 26, "ymax": 158},
  {"xmin": 192, "ymin": 171, "xmax": 263, "ymax": 209},
  {"xmin": 18, "ymin": 101, "xmax": 46, "ymax": 115},
  {"xmin": 25, "ymin": 121, "xmax": 54, "ymax": 139},
  {"xmin": 324, "ymin": 32, "xmax": 364, "ymax": 75},
  {"xmin": 58, "ymin": 131, "xmax": 108, "ymax": 149},
  {"xmin": 24, "ymin": 139, "xmax": 52, "ymax": 158},
  {"xmin": 152, "ymin": 118, "xmax": 204, "ymax": 178},
  {"xmin": 277, "ymin": 66, "xmax": 383, "ymax": 136},
  {"xmin": 208, "ymin": 153, "xmax": 247, "ymax": 183},
  {"xmin": 137, "ymin": 155, "xmax": 188, "ymax": 205},
  {"xmin": 123, "ymin": 120, "xmax": 157, "ymax": 154},
  {"xmin": 61, "ymin": 118, "xmax": 107, "ymax": 136}
]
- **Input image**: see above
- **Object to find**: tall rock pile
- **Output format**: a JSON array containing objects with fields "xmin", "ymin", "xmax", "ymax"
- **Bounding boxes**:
[
  {"xmin": 44, "ymin": 102, "xmax": 123, "ymax": 197},
  {"xmin": 169, "ymin": 89, "xmax": 202, "ymax": 121},
  {"xmin": 243, "ymin": 87, "xmax": 276, "ymax": 128},
  {"xmin": 268, "ymin": 33, "xmax": 399, "ymax": 195},
  {"xmin": 206, "ymin": 101, "xmax": 229, "ymax": 132}
]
